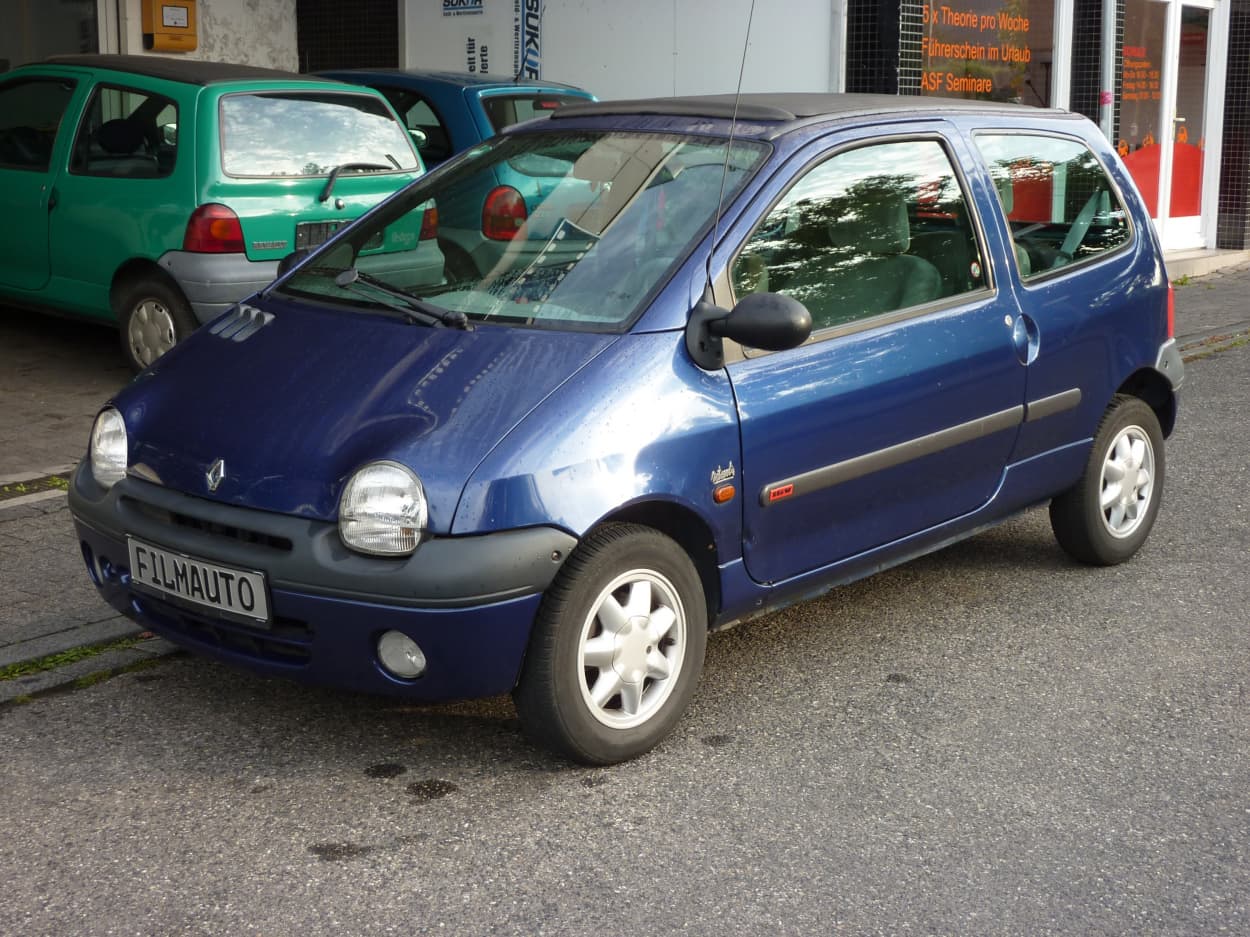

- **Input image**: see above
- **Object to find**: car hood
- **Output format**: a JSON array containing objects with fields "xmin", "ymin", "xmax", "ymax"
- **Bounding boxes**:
[{"xmin": 119, "ymin": 299, "xmax": 617, "ymax": 531}]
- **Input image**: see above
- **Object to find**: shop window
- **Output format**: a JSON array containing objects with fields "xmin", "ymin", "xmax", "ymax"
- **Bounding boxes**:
[{"xmin": 914, "ymin": 0, "xmax": 1055, "ymax": 105}]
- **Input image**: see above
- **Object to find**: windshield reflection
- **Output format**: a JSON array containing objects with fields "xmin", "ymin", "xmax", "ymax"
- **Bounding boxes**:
[
  {"xmin": 221, "ymin": 92, "xmax": 418, "ymax": 177},
  {"xmin": 279, "ymin": 130, "xmax": 769, "ymax": 332}
]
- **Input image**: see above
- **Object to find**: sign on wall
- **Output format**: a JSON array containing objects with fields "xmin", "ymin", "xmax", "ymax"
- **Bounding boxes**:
[{"xmin": 420, "ymin": 0, "xmax": 542, "ymax": 76}]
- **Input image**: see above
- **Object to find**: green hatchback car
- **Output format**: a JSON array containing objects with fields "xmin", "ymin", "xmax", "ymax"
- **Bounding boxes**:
[{"xmin": 0, "ymin": 54, "xmax": 437, "ymax": 370}]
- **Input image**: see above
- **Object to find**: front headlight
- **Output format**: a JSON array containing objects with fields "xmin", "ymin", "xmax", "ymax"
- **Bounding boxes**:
[
  {"xmin": 339, "ymin": 461, "xmax": 427, "ymax": 556},
  {"xmin": 89, "ymin": 408, "xmax": 128, "ymax": 489}
]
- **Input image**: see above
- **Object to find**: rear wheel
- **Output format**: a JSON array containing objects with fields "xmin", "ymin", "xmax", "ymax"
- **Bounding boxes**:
[
  {"xmin": 514, "ymin": 523, "xmax": 708, "ymax": 765},
  {"xmin": 1050, "ymin": 394, "xmax": 1165, "ymax": 565},
  {"xmin": 115, "ymin": 276, "xmax": 197, "ymax": 372},
  {"xmin": 440, "ymin": 242, "xmax": 479, "ymax": 285}
]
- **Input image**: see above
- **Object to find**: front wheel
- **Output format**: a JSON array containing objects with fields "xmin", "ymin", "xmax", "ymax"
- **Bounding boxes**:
[
  {"xmin": 1050, "ymin": 394, "xmax": 1165, "ymax": 565},
  {"xmin": 513, "ymin": 524, "xmax": 708, "ymax": 765},
  {"xmin": 115, "ymin": 277, "xmax": 198, "ymax": 372}
]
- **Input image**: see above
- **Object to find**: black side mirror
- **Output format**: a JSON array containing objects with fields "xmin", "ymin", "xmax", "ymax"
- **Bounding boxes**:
[
  {"xmin": 719, "ymin": 292, "xmax": 812, "ymax": 350},
  {"xmin": 686, "ymin": 291, "xmax": 812, "ymax": 370},
  {"xmin": 276, "ymin": 248, "xmax": 313, "ymax": 278}
]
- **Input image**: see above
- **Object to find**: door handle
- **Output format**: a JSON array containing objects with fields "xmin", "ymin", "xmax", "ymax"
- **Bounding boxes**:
[
  {"xmin": 47, "ymin": 186, "xmax": 58, "ymax": 211},
  {"xmin": 1011, "ymin": 313, "xmax": 1040, "ymax": 365}
]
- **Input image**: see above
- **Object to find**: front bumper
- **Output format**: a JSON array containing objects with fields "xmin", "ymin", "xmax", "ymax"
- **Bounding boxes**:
[{"xmin": 68, "ymin": 465, "xmax": 576, "ymax": 701}]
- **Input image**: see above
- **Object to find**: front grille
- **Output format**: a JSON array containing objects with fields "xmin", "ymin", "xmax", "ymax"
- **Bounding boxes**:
[
  {"xmin": 138, "ymin": 593, "xmax": 313, "ymax": 666},
  {"xmin": 121, "ymin": 497, "xmax": 293, "ymax": 552}
]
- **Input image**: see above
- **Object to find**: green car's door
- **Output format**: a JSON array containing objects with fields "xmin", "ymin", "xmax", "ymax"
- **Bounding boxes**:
[
  {"xmin": 0, "ymin": 74, "xmax": 79, "ymax": 292},
  {"xmin": 46, "ymin": 78, "xmax": 188, "ymax": 320}
]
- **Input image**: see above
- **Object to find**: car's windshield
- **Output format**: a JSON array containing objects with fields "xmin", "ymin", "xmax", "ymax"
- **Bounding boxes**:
[
  {"xmin": 220, "ymin": 91, "xmax": 419, "ymax": 177},
  {"xmin": 277, "ymin": 129, "xmax": 769, "ymax": 331}
]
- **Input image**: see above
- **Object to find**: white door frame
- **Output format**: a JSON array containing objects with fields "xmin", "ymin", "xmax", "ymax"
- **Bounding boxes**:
[{"xmin": 1155, "ymin": 0, "xmax": 1227, "ymax": 250}]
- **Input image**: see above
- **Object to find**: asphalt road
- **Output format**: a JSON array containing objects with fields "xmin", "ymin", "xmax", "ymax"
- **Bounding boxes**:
[{"xmin": 1, "ymin": 343, "xmax": 1247, "ymax": 936}]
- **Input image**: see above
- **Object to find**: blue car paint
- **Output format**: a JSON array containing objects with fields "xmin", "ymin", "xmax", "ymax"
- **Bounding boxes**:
[
  {"xmin": 122, "ymin": 297, "xmax": 617, "ymax": 530},
  {"xmin": 68, "ymin": 100, "xmax": 1176, "ymax": 703},
  {"xmin": 76, "ymin": 512, "xmax": 541, "ymax": 699}
]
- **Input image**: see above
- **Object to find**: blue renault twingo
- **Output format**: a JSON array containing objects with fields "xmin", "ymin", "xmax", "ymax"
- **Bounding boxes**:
[{"xmin": 69, "ymin": 94, "xmax": 1183, "ymax": 764}]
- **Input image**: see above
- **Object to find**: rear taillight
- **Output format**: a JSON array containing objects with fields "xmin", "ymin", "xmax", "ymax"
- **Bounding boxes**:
[
  {"xmin": 1166, "ymin": 282, "xmax": 1175, "ymax": 339},
  {"xmin": 482, "ymin": 185, "xmax": 526, "ymax": 241},
  {"xmin": 183, "ymin": 204, "xmax": 245, "ymax": 253},
  {"xmin": 420, "ymin": 204, "xmax": 439, "ymax": 241}
]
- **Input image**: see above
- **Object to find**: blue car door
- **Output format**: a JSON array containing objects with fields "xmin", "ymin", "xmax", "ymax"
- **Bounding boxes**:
[{"xmin": 724, "ymin": 129, "xmax": 1028, "ymax": 585}]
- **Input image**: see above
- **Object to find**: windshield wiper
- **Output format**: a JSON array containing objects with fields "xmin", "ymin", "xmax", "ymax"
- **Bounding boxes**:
[
  {"xmin": 319, "ymin": 162, "xmax": 393, "ymax": 203},
  {"xmin": 334, "ymin": 267, "xmax": 470, "ymax": 329}
]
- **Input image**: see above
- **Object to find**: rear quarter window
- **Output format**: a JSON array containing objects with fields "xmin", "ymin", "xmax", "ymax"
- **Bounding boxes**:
[
  {"xmin": 974, "ymin": 133, "xmax": 1132, "ymax": 279},
  {"xmin": 219, "ymin": 91, "xmax": 419, "ymax": 177},
  {"xmin": 481, "ymin": 94, "xmax": 586, "ymax": 133}
]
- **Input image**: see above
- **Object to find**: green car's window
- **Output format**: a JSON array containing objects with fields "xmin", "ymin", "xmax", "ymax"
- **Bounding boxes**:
[
  {"xmin": 732, "ymin": 139, "xmax": 986, "ymax": 333},
  {"xmin": 70, "ymin": 84, "xmax": 178, "ymax": 179},
  {"xmin": 220, "ymin": 91, "xmax": 419, "ymax": 177},
  {"xmin": 975, "ymin": 134, "xmax": 1132, "ymax": 278},
  {"xmin": 481, "ymin": 94, "xmax": 586, "ymax": 133},
  {"xmin": 0, "ymin": 78, "xmax": 76, "ymax": 172}
]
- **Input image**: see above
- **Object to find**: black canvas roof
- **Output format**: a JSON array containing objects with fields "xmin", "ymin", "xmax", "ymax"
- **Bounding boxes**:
[
  {"xmin": 41, "ymin": 54, "xmax": 321, "ymax": 86},
  {"xmin": 553, "ymin": 92, "xmax": 1070, "ymax": 132}
]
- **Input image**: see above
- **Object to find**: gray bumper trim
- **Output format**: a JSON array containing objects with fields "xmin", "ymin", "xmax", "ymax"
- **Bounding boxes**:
[
  {"xmin": 1155, "ymin": 338, "xmax": 1185, "ymax": 390},
  {"xmin": 158, "ymin": 250, "xmax": 278, "ymax": 324},
  {"xmin": 68, "ymin": 466, "xmax": 576, "ymax": 608}
]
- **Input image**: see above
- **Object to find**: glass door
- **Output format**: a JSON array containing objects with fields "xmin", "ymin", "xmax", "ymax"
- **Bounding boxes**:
[
  {"xmin": 1160, "ymin": 4, "xmax": 1212, "ymax": 246},
  {"xmin": 1118, "ymin": 0, "xmax": 1220, "ymax": 250}
]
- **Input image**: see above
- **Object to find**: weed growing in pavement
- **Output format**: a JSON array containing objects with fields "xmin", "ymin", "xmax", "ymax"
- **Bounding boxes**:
[
  {"xmin": 0, "ymin": 474, "xmax": 71, "ymax": 501},
  {"xmin": 1172, "ymin": 274, "xmax": 1192, "ymax": 286},
  {"xmin": 0, "ymin": 637, "xmax": 142, "ymax": 681},
  {"xmin": 1183, "ymin": 334, "xmax": 1250, "ymax": 362}
]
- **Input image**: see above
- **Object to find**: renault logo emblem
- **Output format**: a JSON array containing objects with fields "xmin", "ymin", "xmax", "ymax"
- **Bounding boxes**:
[{"xmin": 206, "ymin": 459, "xmax": 226, "ymax": 492}]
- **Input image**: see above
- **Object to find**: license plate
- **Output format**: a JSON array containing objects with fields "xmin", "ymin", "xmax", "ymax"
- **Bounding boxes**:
[
  {"xmin": 127, "ymin": 537, "xmax": 270, "ymax": 623},
  {"xmin": 294, "ymin": 221, "xmax": 341, "ymax": 250}
]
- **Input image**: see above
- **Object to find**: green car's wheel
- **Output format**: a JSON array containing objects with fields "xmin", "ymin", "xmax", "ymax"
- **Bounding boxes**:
[{"xmin": 116, "ymin": 277, "xmax": 197, "ymax": 372}]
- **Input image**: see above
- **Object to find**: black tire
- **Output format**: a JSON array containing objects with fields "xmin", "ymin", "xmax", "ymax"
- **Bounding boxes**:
[
  {"xmin": 1050, "ymin": 394, "xmax": 1165, "ymax": 565},
  {"xmin": 513, "ymin": 523, "xmax": 708, "ymax": 765},
  {"xmin": 440, "ymin": 242, "xmax": 479, "ymax": 285},
  {"xmin": 115, "ymin": 276, "xmax": 198, "ymax": 372}
]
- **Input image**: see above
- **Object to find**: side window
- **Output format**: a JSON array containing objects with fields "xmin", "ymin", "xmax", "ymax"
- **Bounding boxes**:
[
  {"xmin": 382, "ymin": 89, "xmax": 452, "ymax": 166},
  {"xmin": 0, "ymin": 78, "xmax": 76, "ymax": 172},
  {"xmin": 481, "ymin": 94, "xmax": 585, "ymax": 133},
  {"xmin": 731, "ymin": 139, "xmax": 986, "ymax": 333},
  {"xmin": 70, "ymin": 85, "xmax": 178, "ymax": 179},
  {"xmin": 975, "ymin": 134, "xmax": 1131, "ymax": 278}
]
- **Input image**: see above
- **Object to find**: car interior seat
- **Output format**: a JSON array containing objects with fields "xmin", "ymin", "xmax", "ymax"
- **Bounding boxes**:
[
  {"xmin": 89, "ymin": 119, "xmax": 159, "ymax": 177},
  {"xmin": 994, "ymin": 174, "xmax": 1033, "ymax": 277},
  {"xmin": 782, "ymin": 191, "xmax": 942, "ymax": 330}
]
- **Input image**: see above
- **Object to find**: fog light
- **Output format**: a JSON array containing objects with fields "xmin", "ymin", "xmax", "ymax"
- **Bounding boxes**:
[{"xmin": 378, "ymin": 630, "xmax": 426, "ymax": 679}]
